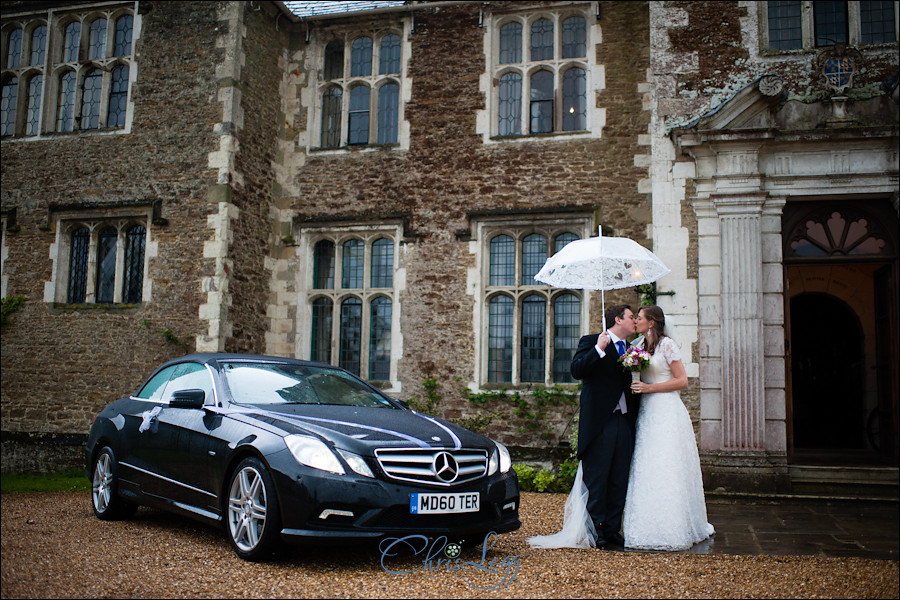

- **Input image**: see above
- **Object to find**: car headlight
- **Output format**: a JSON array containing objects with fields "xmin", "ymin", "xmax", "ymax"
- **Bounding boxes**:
[
  {"xmin": 285, "ymin": 434, "xmax": 344, "ymax": 475},
  {"xmin": 488, "ymin": 441, "xmax": 512, "ymax": 475},
  {"xmin": 337, "ymin": 449, "xmax": 375, "ymax": 478}
]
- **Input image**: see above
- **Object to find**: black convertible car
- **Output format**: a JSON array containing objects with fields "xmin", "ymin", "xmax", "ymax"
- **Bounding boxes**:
[{"xmin": 86, "ymin": 354, "xmax": 520, "ymax": 560}]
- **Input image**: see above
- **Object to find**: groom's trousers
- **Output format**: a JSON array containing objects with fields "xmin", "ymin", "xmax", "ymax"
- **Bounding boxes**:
[{"xmin": 581, "ymin": 411, "xmax": 634, "ymax": 542}]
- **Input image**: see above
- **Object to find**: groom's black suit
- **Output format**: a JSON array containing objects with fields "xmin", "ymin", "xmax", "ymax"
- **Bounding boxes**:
[{"xmin": 571, "ymin": 333, "xmax": 640, "ymax": 545}]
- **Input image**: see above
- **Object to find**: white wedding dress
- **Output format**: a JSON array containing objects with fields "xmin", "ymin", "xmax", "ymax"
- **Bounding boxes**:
[{"xmin": 623, "ymin": 337, "xmax": 714, "ymax": 550}]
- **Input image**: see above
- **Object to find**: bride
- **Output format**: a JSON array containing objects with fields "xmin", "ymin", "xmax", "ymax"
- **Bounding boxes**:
[
  {"xmin": 623, "ymin": 304, "xmax": 714, "ymax": 550},
  {"xmin": 528, "ymin": 305, "xmax": 713, "ymax": 551}
]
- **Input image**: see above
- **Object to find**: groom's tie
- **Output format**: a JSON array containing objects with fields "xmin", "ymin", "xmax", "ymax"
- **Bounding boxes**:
[{"xmin": 614, "ymin": 339, "xmax": 628, "ymax": 414}]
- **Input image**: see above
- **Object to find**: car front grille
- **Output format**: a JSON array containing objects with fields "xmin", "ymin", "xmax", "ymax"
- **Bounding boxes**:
[{"xmin": 374, "ymin": 448, "xmax": 488, "ymax": 486}]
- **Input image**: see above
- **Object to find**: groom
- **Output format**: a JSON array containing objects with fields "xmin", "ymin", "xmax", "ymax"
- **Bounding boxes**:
[{"xmin": 570, "ymin": 304, "xmax": 640, "ymax": 548}]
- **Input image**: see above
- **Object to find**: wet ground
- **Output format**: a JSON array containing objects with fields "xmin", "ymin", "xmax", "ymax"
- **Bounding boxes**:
[{"xmin": 667, "ymin": 496, "xmax": 898, "ymax": 561}]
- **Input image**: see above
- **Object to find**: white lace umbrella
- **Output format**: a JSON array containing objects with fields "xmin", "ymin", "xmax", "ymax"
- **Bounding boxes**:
[{"xmin": 534, "ymin": 229, "xmax": 670, "ymax": 330}]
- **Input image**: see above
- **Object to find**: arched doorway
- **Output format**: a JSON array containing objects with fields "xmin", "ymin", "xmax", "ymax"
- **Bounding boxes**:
[
  {"xmin": 783, "ymin": 200, "xmax": 899, "ymax": 466},
  {"xmin": 790, "ymin": 293, "xmax": 865, "ymax": 449}
]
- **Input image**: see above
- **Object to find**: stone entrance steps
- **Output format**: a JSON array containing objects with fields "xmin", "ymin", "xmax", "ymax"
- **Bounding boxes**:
[{"xmin": 788, "ymin": 464, "xmax": 899, "ymax": 501}]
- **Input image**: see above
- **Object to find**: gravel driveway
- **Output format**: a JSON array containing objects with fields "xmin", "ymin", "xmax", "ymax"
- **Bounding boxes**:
[{"xmin": 1, "ymin": 491, "xmax": 896, "ymax": 598}]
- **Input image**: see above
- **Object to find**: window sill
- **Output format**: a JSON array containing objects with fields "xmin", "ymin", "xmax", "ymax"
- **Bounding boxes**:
[
  {"xmin": 488, "ymin": 130, "xmax": 591, "ymax": 143},
  {"xmin": 2, "ymin": 127, "xmax": 128, "ymax": 142},
  {"xmin": 50, "ymin": 302, "xmax": 144, "ymax": 313},
  {"xmin": 310, "ymin": 143, "xmax": 402, "ymax": 154}
]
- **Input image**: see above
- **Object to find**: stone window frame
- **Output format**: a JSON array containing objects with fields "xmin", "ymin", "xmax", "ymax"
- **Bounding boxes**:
[
  {"xmin": 45, "ymin": 205, "xmax": 155, "ymax": 306},
  {"xmin": 296, "ymin": 222, "xmax": 404, "ymax": 389},
  {"xmin": 760, "ymin": 1, "xmax": 899, "ymax": 53},
  {"xmin": 306, "ymin": 23, "xmax": 411, "ymax": 153},
  {"xmin": 469, "ymin": 214, "xmax": 594, "ymax": 388},
  {"xmin": 0, "ymin": 2, "xmax": 137, "ymax": 140},
  {"xmin": 478, "ymin": 3, "xmax": 604, "ymax": 144}
]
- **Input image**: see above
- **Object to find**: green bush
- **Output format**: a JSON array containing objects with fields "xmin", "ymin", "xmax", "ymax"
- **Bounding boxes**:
[{"xmin": 513, "ymin": 459, "xmax": 577, "ymax": 493}]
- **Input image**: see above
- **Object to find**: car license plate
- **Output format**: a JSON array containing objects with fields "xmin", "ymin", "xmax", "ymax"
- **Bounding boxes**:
[{"xmin": 410, "ymin": 492, "xmax": 480, "ymax": 514}]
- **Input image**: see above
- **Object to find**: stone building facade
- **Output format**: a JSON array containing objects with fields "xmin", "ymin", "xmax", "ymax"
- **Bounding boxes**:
[
  {"xmin": 647, "ymin": 1, "xmax": 898, "ymax": 493},
  {"xmin": 2, "ymin": 1, "xmax": 654, "ymax": 472},
  {"xmin": 2, "ymin": 1, "xmax": 897, "ymax": 495}
]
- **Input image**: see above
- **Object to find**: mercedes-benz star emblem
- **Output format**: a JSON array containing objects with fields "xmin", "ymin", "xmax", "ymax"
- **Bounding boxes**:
[{"xmin": 432, "ymin": 451, "xmax": 459, "ymax": 483}]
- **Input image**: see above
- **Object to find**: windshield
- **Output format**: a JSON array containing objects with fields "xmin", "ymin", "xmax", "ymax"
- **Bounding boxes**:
[{"xmin": 221, "ymin": 362, "xmax": 396, "ymax": 409}]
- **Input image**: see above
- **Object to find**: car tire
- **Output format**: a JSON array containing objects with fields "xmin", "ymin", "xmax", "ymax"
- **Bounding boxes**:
[
  {"xmin": 91, "ymin": 446, "xmax": 136, "ymax": 520},
  {"xmin": 225, "ymin": 457, "xmax": 281, "ymax": 561}
]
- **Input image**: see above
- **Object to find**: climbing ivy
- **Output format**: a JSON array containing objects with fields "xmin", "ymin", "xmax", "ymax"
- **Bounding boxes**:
[{"xmin": 0, "ymin": 296, "xmax": 26, "ymax": 329}]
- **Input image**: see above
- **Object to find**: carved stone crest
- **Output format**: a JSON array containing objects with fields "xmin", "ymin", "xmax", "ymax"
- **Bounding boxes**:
[{"xmin": 816, "ymin": 43, "xmax": 863, "ymax": 95}]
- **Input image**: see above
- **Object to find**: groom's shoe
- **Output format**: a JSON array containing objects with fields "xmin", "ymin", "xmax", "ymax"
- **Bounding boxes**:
[
  {"xmin": 605, "ymin": 532, "xmax": 626, "ymax": 548},
  {"xmin": 593, "ymin": 536, "xmax": 608, "ymax": 549}
]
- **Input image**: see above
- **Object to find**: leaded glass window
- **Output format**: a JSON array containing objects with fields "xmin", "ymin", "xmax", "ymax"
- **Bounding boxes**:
[
  {"xmin": 369, "ymin": 297, "xmax": 391, "ymax": 380},
  {"xmin": 56, "ymin": 71, "xmax": 76, "ymax": 132},
  {"xmin": 530, "ymin": 19, "xmax": 554, "ymax": 61},
  {"xmin": 350, "ymin": 36, "xmax": 372, "ymax": 77},
  {"xmin": 313, "ymin": 240, "xmax": 335, "ymax": 289},
  {"xmin": 4, "ymin": 9, "xmax": 135, "ymax": 137},
  {"xmin": 25, "ymin": 75, "xmax": 42, "ymax": 135},
  {"xmin": 489, "ymin": 235, "xmax": 515, "ymax": 286},
  {"xmin": 123, "ymin": 224, "xmax": 145, "ymax": 303},
  {"xmin": 114, "ymin": 15, "xmax": 133, "ymax": 56},
  {"xmin": 769, "ymin": 1, "xmax": 802, "ymax": 49},
  {"xmin": 6, "ymin": 28, "xmax": 22, "ymax": 68},
  {"xmin": 490, "ymin": 8, "xmax": 593, "ymax": 138},
  {"xmin": 324, "ymin": 40, "xmax": 344, "ymax": 80},
  {"xmin": 306, "ymin": 231, "xmax": 399, "ymax": 382},
  {"xmin": 553, "ymin": 293, "xmax": 580, "ymax": 383},
  {"xmin": 499, "ymin": 22, "xmax": 522, "ymax": 64},
  {"xmin": 339, "ymin": 297, "xmax": 362, "ymax": 374},
  {"xmin": 480, "ymin": 223, "xmax": 586, "ymax": 385},
  {"xmin": 530, "ymin": 70, "xmax": 553, "ymax": 134},
  {"xmin": 107, "ymin": 65, "xmax": 128, "ymax": 128},
  {"xmin": 321, "ymin": 87, "xmax": 342, "ymax": 148},
  {"xmin": 1, "ymin": 78, "xmax": 17, "ymax": 137},
  {"xmin": 63, "ymin": 22, "xmax": 81, "ymax": 62},
  {"xmin": 81, "ymin": 68, "xmax": 102, "ymax": 129},
  {"xmin": 311, "ymin": 298, "xmax": 333, "ymax": 363},
  {"xmin": 377, "ymin": 83, "xmax": 399, "ymax": 144},
  {"xmin": 95, "ymin": 227, "xmax": 117, "ymax": 303},
  {"xmin": 488, "ymin": 295, "xmax": 514, "ymax": 382},
  {"xmin": 561, "ymin": 16, "xmax": 586, "ymax": 58},
  {"xmin": 379, "ymin": 34, "xmax": 400, "ymax": 74},
  {"xmin": 555, "ymin": 232, "xmax": 578, "ymax": 253},
  {"xmin": 370, "ymin": 238, "xmax": 393, "ymax": 287},
  {"xmin": 860, "ymin": 0, "xmax": 896, "ymax": 44},
  {"xmin": 320, "ymin": 32, "xmax": 404, "ymax": 149},
  {"xmin": 348, "ymin": 85, "xmax": 370, "ymax": 145},
  {"xmin": 88, "ymin": 18, "xmax": 107, "ymax": 60},
  {"xmin": 67, "ymin": 227, "xmax": 90, "ymax": 303},
  {"xmin": 498, "ymin": 73, "xmax": 522, "ymax": 136},
  {"xmin": 342, "ymin": 239, "xmax": 364, "ymax": 288},
  {"xmin": 522, "ymin": 233, "xmax": 547, "ymax": 285},
  {"xmin": 814, "ymin": 1, "xmax": 848, "ymax": 46},
  {"xmin": 521, "ymin": 294, "xmax": 546, "ymax": 382},
  {"xmin": 562, "ymin": 67, "xmax": 586, "ymax": 131},
  {"xmin": 30, "ymin": 25, "xmax": 47, "ymax": 66}
]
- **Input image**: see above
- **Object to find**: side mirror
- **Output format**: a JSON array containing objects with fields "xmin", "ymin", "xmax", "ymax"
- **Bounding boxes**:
[
  {"xmin": 398, "ymin": 399, "xmax": 410, "ymax": 409},
  {"xmin": 169, "ymin": 389, "xmax": 206, "ymax": 409}
]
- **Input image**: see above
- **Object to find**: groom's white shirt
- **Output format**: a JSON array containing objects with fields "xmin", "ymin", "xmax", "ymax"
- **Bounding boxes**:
[{"xmin": 596, "ymin": 331, "xmax": 628, "ymax": 414}]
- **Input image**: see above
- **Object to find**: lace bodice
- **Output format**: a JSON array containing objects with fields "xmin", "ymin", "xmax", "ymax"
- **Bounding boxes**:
[{"xmin": 642, "ymin": 337, "xmax": 681, "ymax": 385}]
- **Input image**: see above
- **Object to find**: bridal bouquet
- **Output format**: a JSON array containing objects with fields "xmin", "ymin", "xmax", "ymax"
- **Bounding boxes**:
[{"xmin": 619, "ymin": 346, "xmax": 651, "ymax": 383}]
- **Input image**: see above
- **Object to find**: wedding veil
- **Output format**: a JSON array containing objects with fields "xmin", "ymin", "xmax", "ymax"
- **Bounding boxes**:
[{"xmin": 526, "ymin": 461, "xmax": 596, "ymax": 549}]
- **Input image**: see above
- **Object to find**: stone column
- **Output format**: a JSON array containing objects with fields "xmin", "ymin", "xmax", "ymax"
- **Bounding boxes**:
[{"xmin": 715, "ymin": 193, "xmax": 767, "ymax": 451}]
